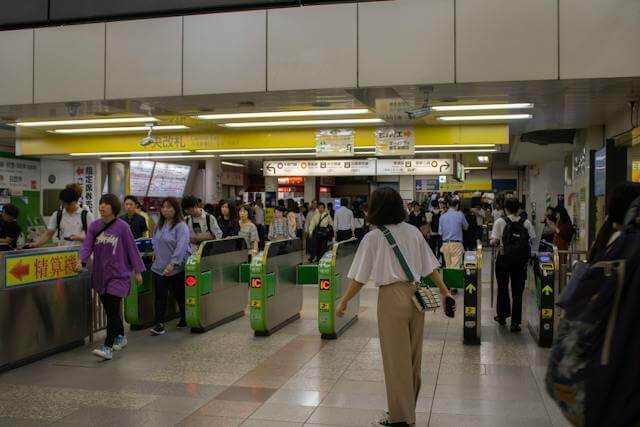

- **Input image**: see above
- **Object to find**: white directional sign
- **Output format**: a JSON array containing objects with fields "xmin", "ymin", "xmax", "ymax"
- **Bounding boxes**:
[
  {"xmin": 376, "ymin": 159, "xmax": 453, "ymax": 176},
  {"xmin": 263, "ymin": 159, "xmax": 376, "ymax": 177}
]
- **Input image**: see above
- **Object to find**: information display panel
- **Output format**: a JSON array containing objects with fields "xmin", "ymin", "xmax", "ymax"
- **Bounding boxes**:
[{"xmin": 147, "ymin": 162, "xmax": 191, "ymax": 198}]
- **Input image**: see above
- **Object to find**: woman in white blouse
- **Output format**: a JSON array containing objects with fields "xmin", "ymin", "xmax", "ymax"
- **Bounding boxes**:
[{"xmin": 337, "ymin": 187, "xmax": 454, "ymax": 427}]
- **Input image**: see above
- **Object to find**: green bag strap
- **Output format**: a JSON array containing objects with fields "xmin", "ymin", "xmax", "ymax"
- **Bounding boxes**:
[{"xmin": 379, "ymin": 225, "xmax": 416, "ymax": 283}]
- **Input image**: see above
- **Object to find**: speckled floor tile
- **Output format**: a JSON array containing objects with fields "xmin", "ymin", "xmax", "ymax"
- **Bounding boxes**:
[
  {"xmin": 242, "ymin": 420, "xmax": 303, "ymax": 427},
  {"xmin": 428, "ymin": 413, "xmax": 552, "ymax": 427},
  {"xmin": 280, "ymin": 376, "xmax": 337, "ymax": 392},
  {"xmin": 214, "ymin": 386, "xmax": 277, "ymax": 403},
  {"xmin": 178, "ymin": 414, "xmax": 244, "ymax": 427},
  {"xmin": 249, "ymin": 402, "xmax": 316, "ymax": 423},
  {"xmin": 266, "ymin": 389, "xmax": 325, "ymax": 407},
  {"xmin": 143, "ymin": 395, "xmax": 209, "ymax": 414}
]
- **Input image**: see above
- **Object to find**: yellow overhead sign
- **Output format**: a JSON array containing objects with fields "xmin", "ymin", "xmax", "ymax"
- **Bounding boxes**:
[
  {"xmin": 17, "ymin": 125, "xmax": 508, "ymax": 156},
  {"xmin": 4, "ymin": 250, "xmax": 79, "ymax": 288}
]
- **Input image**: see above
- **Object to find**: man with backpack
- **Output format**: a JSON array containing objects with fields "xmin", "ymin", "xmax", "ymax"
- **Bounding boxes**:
[
  {"xmin": 182, "ymin": 196, "xmax": 223, "ymax": 253},
  {"xmin": 490, "ymin": 198, "xmax": 536, "ymax": 332},
  {"xmin": 32, "ymin": 186, "xmax": 94, "ymax": 247}
]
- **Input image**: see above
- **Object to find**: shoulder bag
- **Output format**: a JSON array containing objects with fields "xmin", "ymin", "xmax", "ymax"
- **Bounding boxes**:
[{"xmin": 379, "ymin": 225, "xmax": 440, "ymax": 312}]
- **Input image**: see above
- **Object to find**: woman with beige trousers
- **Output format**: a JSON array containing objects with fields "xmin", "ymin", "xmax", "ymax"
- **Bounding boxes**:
[{"xmin": 337, "ymin": 187, "xmax": 454, "ymax": 427}]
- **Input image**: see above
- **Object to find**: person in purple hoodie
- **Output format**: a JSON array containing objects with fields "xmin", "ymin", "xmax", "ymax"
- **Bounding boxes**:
[{"xmin": 76, "ymin": 194, "xmax": 145, "ymax": 360}]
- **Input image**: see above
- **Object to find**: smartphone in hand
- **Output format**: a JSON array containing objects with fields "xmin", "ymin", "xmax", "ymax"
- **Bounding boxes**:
[{"xmin": 445, "ymin": 296, "xmax": 456, "ymax": 318}]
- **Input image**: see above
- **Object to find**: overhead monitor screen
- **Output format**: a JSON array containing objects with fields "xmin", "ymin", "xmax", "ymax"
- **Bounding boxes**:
[
  {"xmin": 147, "ymin": 162, "xmax": 191, "ymax": 198},
  {"xmin": 129, "ymin": 160, "xmax": 155, "ymax": 196}
]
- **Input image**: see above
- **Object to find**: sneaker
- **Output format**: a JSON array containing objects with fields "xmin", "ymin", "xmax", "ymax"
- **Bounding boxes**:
[
  {"xmin": 510, "ymin": 324, "xmax": 522, "ymax": 333},
  {"xmin": 150, "ymin": 324, "xmax": 166, "ymax": 335},
  {"xmin": 450, "ymin": 288, "xmax": 459, "ymax": 295},
  {"xmin": 372, "ymin": 413, "xmax": 411, "ymax": 427},
  {"xmin": 92, "ymin": 344, "xmax": 113, "ymax": 360},
  {"xmin": 112, "ymin": 335, "xmax": 128, "ymax": 351},
  {"xmin": 176, "ymin": 320, "xmax": 187, "ymax": 328},
  {"xmin": 494, "ymin": 316, "xmax": 507, "ymax": 326}
]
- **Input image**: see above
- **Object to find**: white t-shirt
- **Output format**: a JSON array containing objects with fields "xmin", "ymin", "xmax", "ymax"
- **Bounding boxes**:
[
  {"xmin": 492, "ymin": 209, "xmax": 504, "ymax": 222},
  {"xmin": 186, "ymin": 211, "xmax": 223, "ymax": 252},
  {"xmin": 491, "ymin": 214, "xmax": 537, "ymax": 243},
  {"xmin": 348, "ymin": 222, "xmax": 440, "ymax": 287},
  {"xmin": 47, "ymin": 207, "xmax": 95, "ymax": 245},
  {"xmin": 254, "ymin": 205, "xmax": 264, "ymax": 225}
]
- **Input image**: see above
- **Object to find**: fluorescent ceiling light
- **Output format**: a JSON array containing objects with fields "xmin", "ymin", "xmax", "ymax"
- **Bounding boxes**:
[
  {"xmin": 15, "ymin": 117, "xmax": 159, "ymax": 127},
  {"xmin": 196, "ymin": 109, "xmax": 370, "ymax": 120},
  {"xmin": 71, "ymin": 150, "xmax": 190, "ymax": 156},
  {"xmin": 414, "ymin": 149, "xmax": 498, "ymax": 153},
  {"xmin": 196, "ymin": 147, "xmax": 315, "ymax": 153},
  {"xmin": 355, "ymin": 144, "xmax": 496, "ymax": 150},
  {"xmin": 464, "ymin": 166, "xmax": 489, "ymax": 170},
  {"xmin": 477, "ymin": 156, "xmax": 490, "ymax": 162},
  {"xmin": 219, "ymin": 152, "xmax": 313, "ymax": 158},
  {"xmin": 101, "ymin": 155, "xmax": 215, "ymax": 161},
  {"xmin": 432, "ymin": 103, "xmax": 533, "ymax": 111},
  {"xmin": 51, "ymin": 125, "xmax": 188, "ymax": 134},
  {"xmin": 221, "ymin": 161, "xmax": 247, "ymax": 168},
  {"xmin": 222, "ymin": 118, "xmax": 385, "ymax": 128},
  {"xmin": 437, "ymin": 114, "xmax": 532, "ymax": 121}
]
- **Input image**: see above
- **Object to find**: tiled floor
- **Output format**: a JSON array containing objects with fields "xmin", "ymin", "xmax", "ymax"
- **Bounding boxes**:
[{"xmin": 0, "ymin": 250, "xmax": 571, "ymax": 426}]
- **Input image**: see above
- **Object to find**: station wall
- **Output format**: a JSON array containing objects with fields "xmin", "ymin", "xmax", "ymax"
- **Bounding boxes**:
[{"xmin": 1, "ymin": 0, "xmax": 640, "ymax": 105}]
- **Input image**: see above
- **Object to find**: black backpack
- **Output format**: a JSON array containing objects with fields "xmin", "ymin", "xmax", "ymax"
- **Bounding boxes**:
[
  {"xmin": 55, "ymin": 208, "xmax": 88, "ymax": 240},
  {"xmin": 502, "ymin": 217, "xmax": 530, "ymax": 263},
  {"xmin": 431, "ymin": 211, "xmax": 441, "ymax": 233},
  {"xmin": 187, "ymin": 214, "xmax": 213, "ymax": 235}
]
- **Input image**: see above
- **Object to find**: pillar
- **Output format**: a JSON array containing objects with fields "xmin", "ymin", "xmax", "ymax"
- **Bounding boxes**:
[
  {"xmin": 108, "ymin": 162, "xmax": 126, "ymax": 199},
  {"xmin": 205, "ymin": 157, "xmax": 222, "ymax": 204},
  {"xmin": 304, "ymin": 177, "xmax": 316, "ymax": 203}
]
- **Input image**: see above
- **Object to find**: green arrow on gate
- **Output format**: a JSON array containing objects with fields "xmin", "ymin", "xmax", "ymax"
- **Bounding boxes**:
[
  {"xmin": 465, "ymin": 283, "xmax": 476, "ymax": 294},
  {"xmin": 542, "ymin": 285, "xmax": 553, "ymax": 296}
]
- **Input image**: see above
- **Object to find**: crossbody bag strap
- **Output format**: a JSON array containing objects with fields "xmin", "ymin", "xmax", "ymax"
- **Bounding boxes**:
[{"xmin": 379, "ymin": 225, "xmax": 416, "ymax": 283}]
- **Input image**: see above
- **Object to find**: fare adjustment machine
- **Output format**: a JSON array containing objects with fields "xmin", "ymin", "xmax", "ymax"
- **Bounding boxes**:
[
  {"xmin": 184, "ymin": 237, "xmax": 248, "ymax": 332},
  {"xmin": 463, "ymin": 248, "xmax": 482, "ymax": 345},
  {"xmin": 124, "ymin": 238, "xmax": 179, "ymax": 329},
  {"xmin": 250, "ymin": 239, "xmax": 304, "ymax": 336},
  {"xmin": 317, "ymin": 239, "xmax": 359, "ymax": 339},
  {"xmin": 529, "ymin": 252, "xmax": 556, "ymax": 347}
]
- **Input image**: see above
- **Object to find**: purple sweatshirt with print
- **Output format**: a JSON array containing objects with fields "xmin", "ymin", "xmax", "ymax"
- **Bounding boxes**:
[{"xmin": 80, "ymin": 218, "xmax": 146, "ymax": 297}]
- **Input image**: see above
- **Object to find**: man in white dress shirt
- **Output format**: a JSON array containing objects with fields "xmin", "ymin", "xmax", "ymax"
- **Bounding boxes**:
[{"xmin": 333, "ymin": 198, "xmax": 355, "ymax": 242}]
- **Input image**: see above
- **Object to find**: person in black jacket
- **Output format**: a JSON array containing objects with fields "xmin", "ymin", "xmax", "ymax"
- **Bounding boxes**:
[
  {"xmin": 0, "ymin": 204, "xmax": 21, "ymax": 250},
  {"xmin": 217, "ymin": 200, "xmax": 240, "ymax": 238},
  {"xmin": 407, "ymin": 202, "xmax": 425, "ymax": 230}
]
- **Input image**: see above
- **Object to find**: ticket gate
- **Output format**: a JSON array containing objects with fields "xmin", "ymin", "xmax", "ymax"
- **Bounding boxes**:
[
  {"xmin": 124, "ymin": 238, "xmax": 179, "ymax": 330},
  {"xmin": 185, "ymin": 238, "xmax": 248, "ymax": 333},
  {"xmin": 0, "ymin": 246, "xmax": 91, "ymax": 370},
  {"xmin": 528, "ymin": 251, "xmax": 556, "ymax": 347},
  {"xmin": 317, "ymin": 238, "xmax": 359, "ymax": 339},
  {"xmin": 463, "ymin": 245, "xmax": 482, "ymax": 345},
  {"xmin": 250, "ymin": 238, "xmax": 304, "ymax": 336}
]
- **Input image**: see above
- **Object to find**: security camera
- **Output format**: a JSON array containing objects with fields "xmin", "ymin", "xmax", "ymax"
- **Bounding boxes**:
[
  {"xmin": 406, "ymin": 106, "xmax": 431, "ymax": 120},
  {"xmin": 140, "ymin": 125, "xmax": 155, "ymax": 147}
]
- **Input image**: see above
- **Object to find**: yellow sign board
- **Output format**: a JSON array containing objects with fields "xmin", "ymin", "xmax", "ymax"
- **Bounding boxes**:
[
  {"xmin": 319, "ymin": 302, "xmax": 330, "ymax": 312},
  {"xmin": 465, "ymin": 307, "xmax": 476, "ymax": 316},
  {"xmin": 5, "ymin": 250, "xmax": 79, "ymax": 288},
  {"xmin": 542, "ymin": 308, "xmax": 554, "ymax": 319},
  {"xmin": 186, "ymin": 297, "xmax": 196, "ymax": 306},
  {"xmin": 251, "ymin": 299, "xmax": 261, "ymax": 309},
  {"xmin": 440, "ymin": 182, "xmax": 465, "ymax": 192},
  {"xmin": 632, "ymin": 160, "xmax": 640, "ymax": 183}
]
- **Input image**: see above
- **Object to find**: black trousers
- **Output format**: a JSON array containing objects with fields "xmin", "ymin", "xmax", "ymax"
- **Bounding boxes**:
[
  {"xmin": 495, "ymin": 256, "xmax": 527, "ymax": 326},
  {"xmin": 336, "ymin": 229, "xmax": 352, "ymax": 242},
  {"xmin": 313, "ymin": 235, "xmax": 330, "ymax": 261},
  {"xmin": 428, "ymin": 234, "xmax": 443, "ymax": 264},
  {"xmin": 99, "ymin": 293, "xmax": 124, "ymax": 348},
  {"xmin": 153, "ymin": 271, "xmax": 186, "ymax": 325},
  {"xmin": 256, "ymin": 224, "xmax": 266, "ymax": 250}
]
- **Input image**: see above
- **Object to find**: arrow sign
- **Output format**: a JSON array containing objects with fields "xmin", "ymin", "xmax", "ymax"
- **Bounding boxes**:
[
  {"xmin": 439, "ymin": 161, "xmax": 451, "ymax": 172},
  {"xmin": 266, "ymin": 163, "xmax": 276, "ymax": 175},
  {"xmin": 465, "ymin": 283, "xmax": 476, "ymax": 294},
  {"xmin": 542, "ymin": 285, "xmax": 553, "ymax": 296},
  {"xmin": 10, "ymin": 261, "xmax": 29, "ymax": 281}
]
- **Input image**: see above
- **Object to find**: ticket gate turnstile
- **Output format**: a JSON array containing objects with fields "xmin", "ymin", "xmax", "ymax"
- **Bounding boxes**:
[
  {"xmin": 185, "ymin": 238, "xmax": 248, "ymax": 333},
  {"xmin": 463, "ymin": 246, "xmax": 482, "ymax": 345},
  {"xmin": 528, "ymin": 251, "xmax": 556, "ymax": 348},
  {"xmin": 250, "ymin": 238, "xmax": 304, "ymax": 336},
  {"xmin": 124, "ymin": 238, "xmax": 180, "ymax": 330},
  {"xmin": 317, "ymin": 238, "xmax": 359, "ymax": 339}
]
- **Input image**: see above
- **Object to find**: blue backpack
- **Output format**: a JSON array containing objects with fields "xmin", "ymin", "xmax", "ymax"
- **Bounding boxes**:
[{"xmin": 545, "ymin": 197, "xmax": 640, "ymax": 427}]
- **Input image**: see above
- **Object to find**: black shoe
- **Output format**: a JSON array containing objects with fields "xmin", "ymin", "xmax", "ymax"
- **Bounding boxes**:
[
  {"xmin": 451, "ymin": 288, "xmax": 458, "ymax": 295},
  {"xmin": 150, "ymin": 324, "xmax": 166, "ymax": 335},
  {"xmin": 494, "ymin": 316, "xmax": 506, "ymax": 326},
  {"xmin": 510, "ymin": 324, "xmax": 522, "ymax": 333},
  {"xmin": 176, "ymin": 320, "xmax": 187, "ymax": 328}
]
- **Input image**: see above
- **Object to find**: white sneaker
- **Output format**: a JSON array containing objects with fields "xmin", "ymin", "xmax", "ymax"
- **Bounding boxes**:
[
  {"xmin": 112, "ymin": 335, "xmax": 127, "ymax": 351},
  {"xmin": 92, "ymin": 345, "xmax": 113, "ymax": 360}
]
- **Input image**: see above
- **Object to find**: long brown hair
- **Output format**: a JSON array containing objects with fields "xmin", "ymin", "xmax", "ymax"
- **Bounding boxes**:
[{"xmin": 158, "ymin": 197, "xmax": 184, "ymax": 229}]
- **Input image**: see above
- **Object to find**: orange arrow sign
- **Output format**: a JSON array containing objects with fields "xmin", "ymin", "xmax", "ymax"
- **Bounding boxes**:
[{"xmin": 10, "ymin": 261, "xmax": 29, "ymax": 281}]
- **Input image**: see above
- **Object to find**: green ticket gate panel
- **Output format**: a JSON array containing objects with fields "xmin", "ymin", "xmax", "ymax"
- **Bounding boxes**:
[
  {"xmin": 422, "ymin": 267, "xmax": 465, "ymax": 289},
  {"xmin": 318, "ymin": 238, "xmax": 359, "ymax": 339},
  {"xmin": 463, "ymin": 250, "xmax": 482, "ymax": 345},
  {"xmin": 528, "ymin": 252, "xmax": 555, "ymax": 348},
  {"xmin": 124, "ymin": 238, "xmax": 179, "ymax": 329},
  {"xmin": 297, "ymin": 264, "xmax": 319, "ymax": 285},
  {"xmin": 185, "ymin": 238, "xmax": 248, "ymax": 333},
  {"xmin": 250, "ymin": 238, "xmax": 304, "ymax": 336}
]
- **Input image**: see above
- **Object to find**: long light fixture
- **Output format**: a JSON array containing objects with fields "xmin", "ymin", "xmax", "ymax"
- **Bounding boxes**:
[
  {"xmin": 464, "ymin": 166, "xmax": 490, "ymax": 170},
  {"xmin": 221, "ymin": 161, "xmax": 247, "ymax": 168},
  {"xmin": 354, "ymin": 144, "xmax": 496, "ymax": 150},
  {"xmin": 222, "ymin": 118, "xmax": 385, "ymax": 128},
  {"xmin": 438, "ymin": 114, "xmax": 532, "ymax": 121},
  {"xmin": 414, "ymin": 148, "xmax": 498, "ymax": 153},
  {"xmin": 432, "ymin": 103, "xmax": 533, "ymax": 111},
  {"xmin": 51, "ymin": 125, "xmax": 188, "ymax": 134},
  {"xmin": 15, "ymin": 117, "xmax": 159, "ymax": 127},
  {"xmin": 70, "ymin": 150, "xmax": 190, "ymax": 156},
  {"xmin": 196, "ymin": 109, "xmax": 370, "ymax": 120},
  {"xmin": 196, "ymin": 147, "xmax": 316, "ymax": 153},
  {"xmin": 101, "ymin": 154, "xmax": 215, "ymax": 161},
  {"xmin": 219, "ymin": 152, "xmax": 313, "ymax": 158},
  {"xmin": 478, "ymin": 156, "xmax": 490, "ymax": 162}
]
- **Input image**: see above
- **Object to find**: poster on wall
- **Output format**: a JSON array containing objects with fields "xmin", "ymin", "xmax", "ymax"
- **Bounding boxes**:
[
  {"xmin": 75, "ymin": 163, "xmax": 99, "ymax": 214},
  {"xmin": 316, "ymin": 129, "xmax": 354, "ymax": 157},
  {"xmin": 632, "ymin": 160, "xmax": 640, "ymax": 183},
  {"xmin": 147, "ymin": 163, "xmax": 191, "ymax": 198},
  {"xmin": 594, "ymin": 148, "xmax": 606, "ymax": 196},
  {"xmin": 0, "ymin": 157, "xmax": 39, "ymax": 195},
  {"xmin": 130, "ymin": 160, "xmax": 155, "ymax": 196},
  {"xmin": 375, "ymin": 127, "xmax": 415, "ymax": 156}
]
